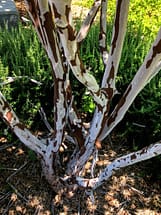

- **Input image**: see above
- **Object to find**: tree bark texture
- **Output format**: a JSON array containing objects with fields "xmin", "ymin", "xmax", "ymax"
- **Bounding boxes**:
[{"xmin": 0, "ymin": 0, "xmax": 161, "ymax": 194}]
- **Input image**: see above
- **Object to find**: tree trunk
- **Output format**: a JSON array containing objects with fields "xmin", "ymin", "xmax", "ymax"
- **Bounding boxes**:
[{"xmin": 0, "ymin": 0, "xmax": 161, "ymax": 198}]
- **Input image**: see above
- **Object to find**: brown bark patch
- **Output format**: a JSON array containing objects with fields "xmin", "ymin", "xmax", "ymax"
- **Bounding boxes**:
[{"xmin": 6, "ymin": 111, "xmax": 13, "ymax": 123}]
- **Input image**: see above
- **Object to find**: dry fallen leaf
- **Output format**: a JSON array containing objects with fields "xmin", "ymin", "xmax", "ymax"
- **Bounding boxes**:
[{"xmin": 11, "ymin": 193, "xmax": 17, "ymax": 202}]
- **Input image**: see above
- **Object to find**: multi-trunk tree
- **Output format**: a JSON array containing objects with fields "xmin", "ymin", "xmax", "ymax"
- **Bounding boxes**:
[{"xmin": 0, "ymin": 0, "xmax": 161, "ymax": 197}]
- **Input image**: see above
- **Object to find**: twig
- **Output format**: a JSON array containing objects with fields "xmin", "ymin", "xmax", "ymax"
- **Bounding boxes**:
[
  {"xmin": 2, "ymin": 198, "xmax": 14, "ymax": 215},
  {"xmin": 34, "ymin": 205, "xmax": 43, "ymax": 215},
  {"xmin": 6, "ymin": 182, "xmax": 28, "ymax": 203},
  {"xmin": 108, "ymin": 134, "xmax": 113, "ymax": 148},
  {"xmin": 0, "ymin": 143, "xmax": 15, "ymax": 151},
  {"xmin": 132, "ymin": 122, "xmax": 146, "ymax": 128},
  {"xmin": 6, "ymin": 162, "xmax": 29, "ymax": 203},
  {"xmin": 0, "ymin": 167, "xmax": 18, "ymax": 171},
  {"xmin": 64, "ymin": 133, "xmax": 75, "ymax": 145},
  {"xmin": 0, "ymin": 76, "xmax": 42, "ymax": 86},
  {"xmin": 77, "ymin": 190, "xmax": 82, "ymax": 215},
  {"xmin": 0, "ymin": 191, "xmax": 11, "ymax": 202},
  {"xmin": 21, "ymin": 16, "xmax": 31, "ymax": 24},
  {"xmin": 116, "ymin": 200, "xmax": 128, "ymax": 214},
  {"xmin": 94, "ymin": 209, "xmax": 104, "ymax": 214},
  {"xmin": 51, "ymin": 200, "xmax": 55, "ymax": 215},
  {"xmin": 6, "ymin": 162, "xmax": 28, "ymax": 182},
  {"xmin": 126, "ymin": 184, "xmax": 144, "ymax": 196},
  {"xmin": 39, "ymin": 107, "xmax": 54, "ymax": 133},
  {"xmin": 77, "ymin": 199, "xmax": 81, "ymax": 215},
  {"xmin": 50, "ymin": 190, "xmax": 55, "ymax": 215},
  {"xmin": 85, "ymin": 189, "xmax": 95, "ymax": 205},
  {"xmin": 91, "ymin": 149, "xmax": 98, "ymax": 177}
]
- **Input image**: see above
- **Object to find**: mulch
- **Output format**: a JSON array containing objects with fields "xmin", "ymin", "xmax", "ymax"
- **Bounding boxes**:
[{"xmin": 0, "ymin": 1, "xmax": 161, "ymax": 214}]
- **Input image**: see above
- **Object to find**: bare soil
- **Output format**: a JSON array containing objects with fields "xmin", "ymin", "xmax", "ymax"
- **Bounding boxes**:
[
  {"xmin": 0, "ymin": 1, "xmax": 161, "ymax": 214},
  {"xmin": 1, "ymin": 134, "xmax": 161, "ymax": 215}
]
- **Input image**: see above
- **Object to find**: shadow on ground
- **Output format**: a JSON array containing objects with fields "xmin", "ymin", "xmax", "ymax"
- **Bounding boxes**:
[{"xmin": 0, "ymin": 136, "xmax": 161, "ymax": 215}]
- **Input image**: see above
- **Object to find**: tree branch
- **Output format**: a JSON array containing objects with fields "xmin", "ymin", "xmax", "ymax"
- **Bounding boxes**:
[
  {"xmin": 99, "ymin": 0, "xmax": 109, "ymax": 65},
  {"xmin": 25, "ymin": 0, "xmax": 69, "ymax": 155},
  {"xmin": 67, "ymin": 0, "xmax": 130, "ymax": 174},
  {"xmin": 101, "ymin": 0, "xmax": 130, "ymax": 92},
  {"xmin": 75, "ymin": 140, "xmax": 161, "ymax": 190},
  {"xmin": 99, "ymin": 27, "xmax": 161, "ymax": 141},
  {"xmin": 0, "ymin": 92, "xmax": 46, "ymax": 156},
  {"xmin": 50, "ymin": 0, "xmax": 108, "ymax": 108},
  {"xmin": 0, "ymin": 76, "xmax": 42, "ymax": 86},
  {"xmin": 76, "ymin": 0, "xmax": 101, "ymax": 43}
]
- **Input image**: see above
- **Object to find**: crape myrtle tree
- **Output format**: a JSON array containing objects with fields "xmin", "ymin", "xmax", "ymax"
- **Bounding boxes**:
[{"xmin": 0, "ymin": 0, "xmax": 161, "ymax": 196}]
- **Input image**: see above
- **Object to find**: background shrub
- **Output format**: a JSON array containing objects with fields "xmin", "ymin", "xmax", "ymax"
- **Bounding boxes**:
[
  {"xmin": 0, "ymin": 25, "xmax": 52, "ymax": 133},
  {"xmin": 0, "ymin": 1, "xmax": 160, "ymax": 155}
]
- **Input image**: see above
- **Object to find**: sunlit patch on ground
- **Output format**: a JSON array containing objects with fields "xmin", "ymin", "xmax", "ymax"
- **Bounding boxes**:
[
  {"xmin": 0, "ymin": 1, "xmax": 161, "ymax": 214},
  {"xmin": 1, "ymin": 135, "xmax": 161, "ymax": 214}
]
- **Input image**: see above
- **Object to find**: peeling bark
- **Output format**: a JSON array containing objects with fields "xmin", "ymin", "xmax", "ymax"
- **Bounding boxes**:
[
  {"xmin": 76, "ymin": 0, "xmax": 101, "ymax": 43},
  {"xmin": 0, "ymin": 0, "xmax": 161, "ymax": 195},
  {"xmin": 0, "ymin": 92, "xmax": 46, "ymax": 156},
  {"xmin": 76, "ymin": 140, "xmax": 161, "ymax": 189}
]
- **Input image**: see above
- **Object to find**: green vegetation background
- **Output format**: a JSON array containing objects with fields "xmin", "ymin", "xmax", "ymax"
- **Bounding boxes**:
[{"xmin": 0, "ymin": 0, "xmax": 161, "ymax": 176}]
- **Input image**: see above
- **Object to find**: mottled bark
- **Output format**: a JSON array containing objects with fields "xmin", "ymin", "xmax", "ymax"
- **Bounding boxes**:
[{"xmin": 0, "ymin": 0, "xmax": 161, "ymax": 195}]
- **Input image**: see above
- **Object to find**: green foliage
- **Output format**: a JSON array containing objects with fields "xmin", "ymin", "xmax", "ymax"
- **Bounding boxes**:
[
  {"xmin": 73, "ymin": 0, "xmax": 93, "ymax": 8},
  {"xmin": 122, "ymin": 73, "xmax": 161, "ymax": 147},
  {"xmin": 0, "ymin": 24, "xmax": 52, "ymax": 130},
  {"xmin": 129, "ymin": 0, "xmax": 161, "ymax": 36},
  {"xmin": 75, "ymin": 0, "xmax": 161, "ymax": 145},
  {"xmin": 75, "ymin": 0, "xmax": 161, "ymax": 36},
  {"xmin": 115, "ymin": 22, "xmax": 161, "ymax": 146},
  {"xmin": 82, "ymin": 91, "xmax": 95, "ymax": 114},
  {"xmin": 27, "ymin": 149, "xmax": 37, "ymax": 161},
  {"xmin": 0, "ymin": 1, "xmax": 160, "ymax": 147}
]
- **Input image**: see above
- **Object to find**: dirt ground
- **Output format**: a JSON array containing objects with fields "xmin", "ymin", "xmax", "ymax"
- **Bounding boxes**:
[
  {"xmin": 0, "ymin": 1, "xmax": 161, "ymax": 214},
  {"xmin": 1, "ymin": 134, "xmax": 161, "ymax": 215}
]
